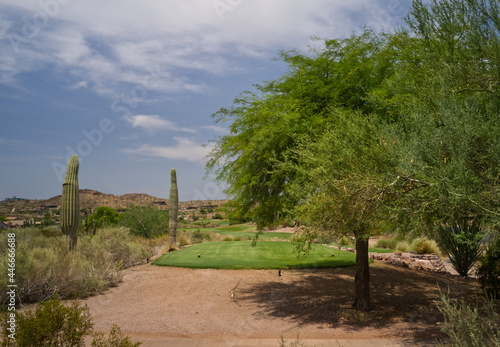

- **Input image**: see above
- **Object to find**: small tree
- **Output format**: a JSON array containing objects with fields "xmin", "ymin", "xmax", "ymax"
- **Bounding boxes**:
[
  {"xmin": 87, "ymin": 206, "xmax": 118, "ymax": 229},
  {"xmin": 119, "ymin": 205, "xmax": 168, "ymax": 238},
  {"xmin": 436, "ymin": 219, "xmax": 485, "ymax": 277}
]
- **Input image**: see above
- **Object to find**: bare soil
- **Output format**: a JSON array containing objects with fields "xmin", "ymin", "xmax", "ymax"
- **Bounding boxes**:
[{"xmin": 82, "ymin": 258, "xmax": 482, "ymax": 345}]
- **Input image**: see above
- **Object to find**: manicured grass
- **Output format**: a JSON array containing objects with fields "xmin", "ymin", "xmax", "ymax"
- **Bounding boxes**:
[
  {"xmin": 153, "ymin": 241, "xmax": 357, "ymax": 269},
  {"xmin": 184, "ymin": 224, "xmax": 291, "ymax": 241}
]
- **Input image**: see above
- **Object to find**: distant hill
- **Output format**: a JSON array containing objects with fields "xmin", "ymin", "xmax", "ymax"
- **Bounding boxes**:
[{"xmin": 0, "ymin": 189, "xmax": 228, "ymax": 216}]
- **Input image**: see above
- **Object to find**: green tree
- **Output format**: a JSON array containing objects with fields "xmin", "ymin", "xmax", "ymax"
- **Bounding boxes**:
[
  {"xmin": 281, "ymin": 110, "xmax": 396, "ymax": 311},
  {"xmin": 87, "ymin": 206, "xmax": 119, "ymax": 229},
  {"xmin": 118, "ymin": 205, "xmax": 168, "ymax": 238},
  {"xmin": 207, "ymin": 30, "xmax": 397, "ymax": 229},
  {"xmin": 382, "ymin": 0, "xmax": 500, "ymax": 232}
]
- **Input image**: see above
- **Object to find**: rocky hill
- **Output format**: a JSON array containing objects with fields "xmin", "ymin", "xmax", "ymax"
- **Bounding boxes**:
[{"xmin": 0, "ymin": 189, "xmax": 228, "ymax": 216}]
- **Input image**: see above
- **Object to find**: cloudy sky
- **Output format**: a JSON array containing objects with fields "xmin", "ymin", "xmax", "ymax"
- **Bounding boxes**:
[{"xmin": 0, "ymin": 0, "xmax": 412, "ymax": 201}]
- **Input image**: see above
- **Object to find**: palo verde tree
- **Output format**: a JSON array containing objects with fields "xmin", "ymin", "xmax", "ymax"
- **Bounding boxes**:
[
  {"xmin": 206, "ymin": 29, "xmax": 397, "ymax": 229},
  {"xmin": 281, "ymin": 110, "xmax": 397, "ymax": 311},
  {"xmin": 381, "ymin": 0, "xmax": 500, "ymax": 232}
]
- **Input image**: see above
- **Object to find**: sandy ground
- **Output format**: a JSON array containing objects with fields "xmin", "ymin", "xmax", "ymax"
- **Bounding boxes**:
[{"xmin": 81, "ymin": 255, "xmax": 482, "ymax": 346}]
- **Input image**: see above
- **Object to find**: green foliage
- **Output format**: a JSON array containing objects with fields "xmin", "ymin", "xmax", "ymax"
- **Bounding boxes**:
[
  {"xmin": 87, "ymin": 206, "xmax": 119, "ymax": 229},
  {"xmin": 206, "ymin": 29, "xmax": 397, "ymax": 229},
  {"xmin": 0, "ymin": 297, "xmax": 140, "ymax": 347},
  {"xmin": 282, "ymin": 109, "xmax": 395, "ymax": 237},
  {"xmin": 1, "ymin": 297, "xmax": 93, "ymax": 347},
  {"xmin": 61, "ymin": 155, "xmax": 80, "ymax": 250},
  {"xmin": 118, "ymin": 205, "xmax": 168, "ymax": 238},
  {"xmin": 478, "ymin": 236, "xmax": 500, "ymax": 298},
  {"xmin": 436, "ymin": 290, "xmax": 500, "ymax": 347},
  {"xmin": 212, "ymin": 213, "xmax": 223, "ymax": 220},
  {"xmin": 436, "ymin": 219, "xmax": 485, "ymax": 277}
]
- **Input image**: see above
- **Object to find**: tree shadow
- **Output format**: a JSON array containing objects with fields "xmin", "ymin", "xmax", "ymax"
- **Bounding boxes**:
[{"xmin": 238, "ymin": 262, "xmax": 483, "ymax": 339}]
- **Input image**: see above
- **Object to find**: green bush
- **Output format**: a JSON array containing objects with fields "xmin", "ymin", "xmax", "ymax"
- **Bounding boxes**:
[
  {"xmin": 411, "ymin": 237, "xmax": 441, "ymax": 255},
  {"xmin": 436, "ymin": 291, "xmax": 500, "ymax": 347},
  {"xmin": 118, "ymin": 205, "xmax": 168, "ymax": 238},
  {"xmin": 87, "ymin": 206, "xmax": 119, "ymax": 228},
  {"xmin": 0, "ymin": 297, "xmax": 140, "ymax": 347},
  {"xmin": 375, "ymin": 237, "xmax": 397, "ymax": 249},
  {"xmin": 212, "ymin": 213, "xmax": 223, "ymax": 219},
  {"xmin": 436, "ymin": 219, "xmax": 485, "ymax": 277},
  {"xmin": 477, "ymin": 236, "xmax": 500, "ymax": 299},
  {"xmin": 1, "ymin": 297, "xmax": 93, "ymax": 347}
]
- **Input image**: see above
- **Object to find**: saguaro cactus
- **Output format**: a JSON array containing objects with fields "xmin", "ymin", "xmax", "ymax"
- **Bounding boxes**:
[
  {"xmin": 61, "ymin": 155, "xmax": 80, "ymax": 250},
  {"xmin": 169, "ymin": 168, "xmax": 178, "ymax": 247}
]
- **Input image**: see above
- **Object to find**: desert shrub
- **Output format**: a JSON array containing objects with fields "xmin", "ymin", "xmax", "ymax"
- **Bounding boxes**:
[
  {"xmin": 0, "ymin": 297, "xmax": 140, "ymax": 347},
  {"xmin": 87, "ymin": 206, "xmax": 119, "ymax": 228},
  {"xmin": 477, "ymin": 236, "xmax": 500, "ymax": 299},
  {"xmin": 0, "ymin": 297, "xmax": 93, "ymax": 347},
  {"xmin": 119, "ymin": 205, "xmax": 168, "ymax": 238},
  {"xmin": 375, "ymin": 237, "xmax": 397, "ymax": 249},
  {"xmin": 395, "ymin": 241, "xmax": 411, "ymax": 253},
  {"xmin": 436, "ymin": 219, "xmax": 486, "ymax": 277},
  {"xmin": 411, "ymin": 237, "xmax": 441, "ymax": 255},
  {"xmin": 80, "ymin": 227, "xmax": 151, "ymax": 268},
  {"xmin": 0, "ymin": 227, "xmax": 151, "ymax": 305},
  {"xmin": 91, "ymin": 325, "xmax": 141, "ymax": 347},
  {"xmin": 212, "ymin": 213, "xmax": 223, "ymax": 220},
  {"xmin": 176, "ymin": 232, "xmax": 190, "ymax": 247},
  {"xmin": 338, "ymin": 235, "xmax": 350, "ymax": 246},
  {"xmin": 188, "ymin": 229, "xmax": 214, "ymax": 244},
  {"xmin": 436, "ymin": 291, "xmax": 500, "ymax": 347}
]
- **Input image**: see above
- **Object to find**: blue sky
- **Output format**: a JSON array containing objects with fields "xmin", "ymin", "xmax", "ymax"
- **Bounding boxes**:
[{"xmin": 0, "ymin": 0, "xmax": 412, "ymax": 201}]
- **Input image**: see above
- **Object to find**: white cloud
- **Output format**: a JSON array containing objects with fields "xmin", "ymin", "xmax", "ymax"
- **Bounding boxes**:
[
  {"xmin": 123, "ymin": 137, "xmax": 214, "ymax": 163},
  {"xmin": 0, "ymin": 0, "xmax": 410, "ymax": 95},
  {"xmin": 124, "ymin": 115, "xmax": 195, "ymax": 133}
]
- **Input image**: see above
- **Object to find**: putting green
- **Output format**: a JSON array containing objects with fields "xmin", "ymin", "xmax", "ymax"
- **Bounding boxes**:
[{"xmin": 153, "ymin": 241, "xmax": 357, "ymax": 269}]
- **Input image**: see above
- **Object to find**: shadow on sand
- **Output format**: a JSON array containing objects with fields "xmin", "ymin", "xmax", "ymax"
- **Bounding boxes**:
[{"xmin": 238, "ymin": 262, "xmax": 482, "ymax": 339}]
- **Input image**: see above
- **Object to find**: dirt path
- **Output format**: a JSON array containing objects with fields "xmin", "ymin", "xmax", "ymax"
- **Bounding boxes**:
[{"xmin": 81, "ymin": 258, "xmax": 481, "ymax": 346}]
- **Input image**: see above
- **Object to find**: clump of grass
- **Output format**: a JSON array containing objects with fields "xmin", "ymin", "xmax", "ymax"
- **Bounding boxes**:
[
  {"xmin": 375, "ymin": 237, "xmax": 397, "ymax": 249},
  {"xmin": 222, "ymin": 236, "xmax": 234, "ymax": 241},
  {"xmin": 176, "ymin": 232, "xmax": 191, "ymax": 247},
  {"xmin": 411, "ymin": 237, "xmax": 441, "ymax": 255},
  {"xmin": 395, "ymin": 241, "xmax": 412, "ymax": 253}
]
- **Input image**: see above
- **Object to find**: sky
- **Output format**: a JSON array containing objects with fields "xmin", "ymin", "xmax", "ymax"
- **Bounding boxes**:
[{"xmin": 0, "ymin": 0, "xmax": 413, "ymax": 201}]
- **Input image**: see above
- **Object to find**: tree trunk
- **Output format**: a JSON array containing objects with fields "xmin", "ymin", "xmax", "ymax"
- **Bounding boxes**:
[{"xmin": 352, "ymin": 235, "xmax": 370, "ymax": 311}]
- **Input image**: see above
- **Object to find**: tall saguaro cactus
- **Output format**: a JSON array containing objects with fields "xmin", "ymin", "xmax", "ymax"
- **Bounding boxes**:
[
  {"xmin": 169, "ymin": 168, "xmax": 178, "ymax": 247},
  {"xmin": 61, "ymin": 155, "xmax": 80, "ymax": 251}
]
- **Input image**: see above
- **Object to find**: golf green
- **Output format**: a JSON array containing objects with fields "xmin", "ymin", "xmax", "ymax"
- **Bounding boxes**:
[{"xmin": 153, "ymin": 241, "xmax": 357, "ymax": 269}]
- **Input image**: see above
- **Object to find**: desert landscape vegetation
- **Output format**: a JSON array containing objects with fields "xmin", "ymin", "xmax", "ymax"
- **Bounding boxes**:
[{"xmin": 1, "ymin": 0, "xmax": 500, "ymax": 346}]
